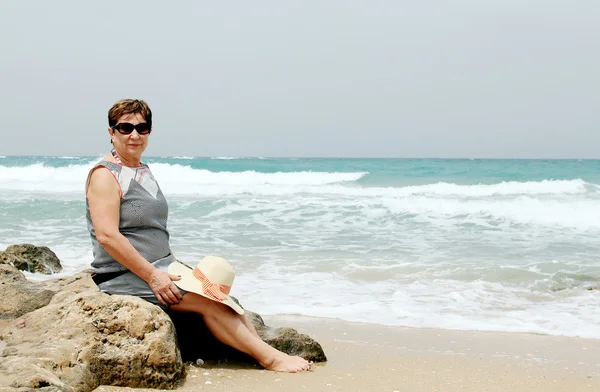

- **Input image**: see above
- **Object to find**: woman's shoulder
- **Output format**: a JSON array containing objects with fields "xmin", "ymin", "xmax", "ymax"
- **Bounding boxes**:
[
  {"xmin": 90, "ymin": 154, "xmax": 121, "ymax": 171},
  {"xmin": 86, "ymin": 156, "xmax": 122, "ymax": 195},
  {"xmin": 86, "ymin": 164, "xmax": 122, "ymax": 197}
]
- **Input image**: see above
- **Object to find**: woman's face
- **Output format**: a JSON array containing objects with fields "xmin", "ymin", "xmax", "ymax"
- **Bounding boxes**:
[{"xmin": 109, "ymin": 112, "xmax": 150, "ymax": 158}]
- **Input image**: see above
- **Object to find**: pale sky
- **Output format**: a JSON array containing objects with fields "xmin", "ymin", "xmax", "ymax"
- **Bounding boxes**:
[{"xmin": 0, "ymin": 1, "xmax": 598, "ymax": 158}]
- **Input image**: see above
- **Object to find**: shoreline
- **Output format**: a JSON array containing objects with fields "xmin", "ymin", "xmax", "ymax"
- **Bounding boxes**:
[
  {"xmin": 95, "ymin": 314, "xmax": 599, "ymax": 392},
  {"xmin": 258, "ymin": 313, "xmax": 600, "ymax": 341}
]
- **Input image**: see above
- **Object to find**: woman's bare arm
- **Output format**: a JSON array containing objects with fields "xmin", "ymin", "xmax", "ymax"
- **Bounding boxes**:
[{"xmin": 86, "ymin": 167, "xmax": 181, "ymax": 305}]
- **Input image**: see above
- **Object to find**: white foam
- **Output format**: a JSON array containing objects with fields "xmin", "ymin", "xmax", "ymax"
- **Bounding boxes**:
[
  {"xmin": 1, "ymin": 162, "xmax": 594, "ymax": 198},
  {"xmin": 4, "ymin": 195, "xmax": 598, "ymax": 339},
  {"xmin": 403, "ymin": 179, "xmax": 589, "ymax": 197},
  {"xmin": 21, "ymin": 249, "xmax": 600, "ymax": 338},
  {"xmin": 156, "ymin": 181, "xmax": 590, "ymax": 198},
  {"xmin": 232, "ymin": 269, "xmax": 600, "ymax": 339},
  {"xmin": 152, "ymin": 174, "xmax": 593, "ymax": 198},
  {"xmin": 2, "ymin": 162, "xmax": 598, "ymax": 230},
  {"xmin": 0, "ymin": 163, "xmax": 368, "ymax": 194},
  {"xmin": 379, "ymin": 196, "xmax": 600, "ymax": 229},
  {"xmin": 3, "ymin": 158, "xmax": 598, "ymax": 340},
  {"xmin": 0, "ymin": 162, "xmax": 96, "ymax": 194},
  {"xmin": 148, "ymin": 163, "xmax": 368, "ymax": 188}
]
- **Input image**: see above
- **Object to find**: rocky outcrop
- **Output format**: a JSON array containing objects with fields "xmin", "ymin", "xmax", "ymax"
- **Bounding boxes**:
[
  {"xmin": 0, "ymin": 287, "xmax": 184, "ymax": 391},
  {"xmin": 0, "ymin": 244, "xmax": 63, "ymax": 274},
  {"xmin": 0, "ymin": 251, "xmax": 326, "ymax": 391},
  {"xmin": 0, "ymin": 264, "xmax": 58, "ymax": 318}
]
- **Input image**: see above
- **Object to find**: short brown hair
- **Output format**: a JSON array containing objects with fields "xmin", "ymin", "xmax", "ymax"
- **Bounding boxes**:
[{"xmin": 108, "ymin": 99, "xmax": 152, "ymax": 127}]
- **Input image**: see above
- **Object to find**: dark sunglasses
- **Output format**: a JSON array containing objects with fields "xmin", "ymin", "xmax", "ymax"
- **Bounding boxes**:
[{"xmin": 111, "ymin": 122, "xmax": 152, "ymax": 135}]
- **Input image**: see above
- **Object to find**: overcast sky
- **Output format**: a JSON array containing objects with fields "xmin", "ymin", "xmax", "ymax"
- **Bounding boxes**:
[{"xmin": 0, "ymin": 1, "xmax": 598, "ymax": 158}]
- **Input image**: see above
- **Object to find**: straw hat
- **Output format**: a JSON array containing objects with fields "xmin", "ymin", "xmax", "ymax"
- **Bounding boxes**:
[{"xmin": 168, "ymin": 256, "xmax": 244, "ymax": 315}]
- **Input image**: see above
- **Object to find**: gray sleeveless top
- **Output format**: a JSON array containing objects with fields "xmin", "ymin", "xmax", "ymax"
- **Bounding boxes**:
[{"xmin": 86, "ymin": 160, "xmax": 171, "ymax": 273}]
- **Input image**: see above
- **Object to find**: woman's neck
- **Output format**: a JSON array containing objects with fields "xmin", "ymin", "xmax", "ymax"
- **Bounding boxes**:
[{"xmin": 112, "ymin": 148, "xmax": 141, "ymax": 167}]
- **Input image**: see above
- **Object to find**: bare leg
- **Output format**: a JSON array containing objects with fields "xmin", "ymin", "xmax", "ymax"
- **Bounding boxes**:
[
  {"xmin": 170, "ymin": 293, "xmax": 311, "ymax": 373},
  {"xmin": 241, "ymin": 314, "xmax": 261, "ymax": 338}
]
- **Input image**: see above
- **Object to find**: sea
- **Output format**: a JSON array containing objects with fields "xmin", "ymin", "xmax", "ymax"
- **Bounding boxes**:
[{"xmin": 1, "ymin": 156, "xmax": 599, "ymax": 339}]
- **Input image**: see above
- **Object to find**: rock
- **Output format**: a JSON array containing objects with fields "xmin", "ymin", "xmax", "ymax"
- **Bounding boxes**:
[
  {"xmin": 247, "ymin": 311, "xmax": 328, "ymax": 363},
  {"xmin": 40, "ymin": 269, "xmax": 96, "ymax": 293},
  {"xmin": 0, "ymin": 290, "xmax": 184, "ymax": 391},
  {"xmin": 0, "ymin": 247, "xmax": 325, "ymax": 390},
  {"xmin": 167, "ymin": 300, "xmax": 327, "ymax": 364},
  {"xmin": 0, "ymin": 244, "xmax": 63, "ymax": 274},
  {"xmin": 0, "ymin": 264, "xmax": 58, "ymax": 319}
]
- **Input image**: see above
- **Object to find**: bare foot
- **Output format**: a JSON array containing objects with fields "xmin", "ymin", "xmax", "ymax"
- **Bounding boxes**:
[{"xmin": 260, "ymin": 353, "xmax": 313, "ymax": 373}]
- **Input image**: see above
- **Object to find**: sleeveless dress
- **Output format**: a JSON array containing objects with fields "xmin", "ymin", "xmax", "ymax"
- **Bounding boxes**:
[{"xmin": 86, "ymin": 158, "xmax": 188, "ymax": 309}]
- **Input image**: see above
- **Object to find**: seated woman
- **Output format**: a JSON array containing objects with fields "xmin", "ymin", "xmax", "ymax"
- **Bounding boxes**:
[{"xmin": 86, "ymin": 99, "xmax": 311, "ymax": 373}]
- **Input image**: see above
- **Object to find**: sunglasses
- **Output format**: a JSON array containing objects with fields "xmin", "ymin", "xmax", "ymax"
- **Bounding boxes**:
[{"xmin": 111, "ymin": 122, "xmax": 152, "ymax": 135}]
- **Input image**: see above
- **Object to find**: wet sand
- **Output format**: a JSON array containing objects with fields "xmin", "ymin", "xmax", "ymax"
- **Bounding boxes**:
[{"xmin": 95, "ymin": 315, "xmax": 599, "ymax": 392}]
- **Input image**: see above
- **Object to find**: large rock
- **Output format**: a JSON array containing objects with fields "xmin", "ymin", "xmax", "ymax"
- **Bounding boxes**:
[
  {"xmin": 0, "ymin": 264, "xmax": 58, "ymax": 318},
  {"xmin": 0, "ymin": 289, "xmax": 184, "ymax": 391},
  {"xmin": 40, "ymin": 269, "xmax": 96, "ymax": 293},
  {"xmin": 0, "ymin": 244, "xmax": 63, "ymax": 274},
  {"xmin": 248, "ymin": 311, "xmax": 328, "ymax": 363},
  {"xmin": 0, "ymin": 250, "xmax": 326, "ymax": 390}
]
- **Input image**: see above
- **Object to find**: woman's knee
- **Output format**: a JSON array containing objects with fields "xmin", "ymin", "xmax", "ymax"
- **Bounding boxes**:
[{"xmin": 172, "ymin": 293, "xmax": 229, "ymax": 315}]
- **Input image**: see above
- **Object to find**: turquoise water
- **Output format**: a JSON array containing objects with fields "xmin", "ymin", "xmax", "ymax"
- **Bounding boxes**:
[
  {"xmin": 1, "ymin": 155, "xmax": 599, "ymax": 338},
  {"xmin": 3, "ymin": 155, "xmax": 600, "ymax": 185}
]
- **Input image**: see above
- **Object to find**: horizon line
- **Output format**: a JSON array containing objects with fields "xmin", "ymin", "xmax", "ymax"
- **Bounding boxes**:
[{"xmin": 1, "ymin": 154, "xmax": 600, "ymax": 161}]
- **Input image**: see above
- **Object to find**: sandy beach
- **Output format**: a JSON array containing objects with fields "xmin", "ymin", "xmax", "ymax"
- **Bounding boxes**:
[{"xmin": 94, "ymin": 315, "xmax": 599, "ymax": 392}]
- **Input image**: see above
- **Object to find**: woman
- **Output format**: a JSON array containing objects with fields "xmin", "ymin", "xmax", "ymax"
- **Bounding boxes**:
[{"xmin": 86, "ymin": 99, "xmax": 311, "ymax": 373}]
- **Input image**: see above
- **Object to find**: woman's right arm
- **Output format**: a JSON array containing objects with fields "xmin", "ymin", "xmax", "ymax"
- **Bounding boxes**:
[{"xmin": 86, "ymin": 167, "xmax": 182, "ymax": 305}]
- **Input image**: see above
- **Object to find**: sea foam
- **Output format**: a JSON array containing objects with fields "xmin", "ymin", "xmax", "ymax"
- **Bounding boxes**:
[
  {"xmin": 2, "ymin": 158, "xmax": 599, "ymax": 340},
  {"xmin": 0, "ymin": 162, "xmax": 594, "ymax": 198}
]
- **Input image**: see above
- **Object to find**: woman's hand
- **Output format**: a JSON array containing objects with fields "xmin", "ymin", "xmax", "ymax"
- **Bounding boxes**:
[{"xmin": 147, "ymin": 269, "xmax": 183, "ymax": 306}]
